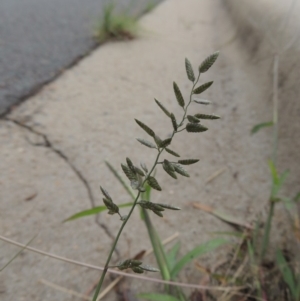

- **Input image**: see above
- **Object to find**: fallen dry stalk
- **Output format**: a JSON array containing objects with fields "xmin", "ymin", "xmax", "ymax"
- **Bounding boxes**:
[{"xmin": 0, "ymin": 234, "xmax": 242, "ymax": 292}]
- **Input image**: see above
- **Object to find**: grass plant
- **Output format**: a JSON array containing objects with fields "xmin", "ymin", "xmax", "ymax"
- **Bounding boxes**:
[
  {"xmin": 192, "ymin": 54, "xmax": 300, "ymax": 300},
  {"xmin": 66, "ymin": 52, "xmax": 222, "ymax": 300},
  {"xmin": 94, "ymin": 3, "xmax": 140, "ymax": 42}
]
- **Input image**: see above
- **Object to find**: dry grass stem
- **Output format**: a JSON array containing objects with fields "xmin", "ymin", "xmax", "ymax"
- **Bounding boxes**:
[
  {"xmin": 0, "ymin": 234, "xmax": 242, "ymax": 292},
  {"xmin": 39, "ymin": 279, "xmax": 90, "ymax": 300},
  {"xmin": 205, "ymin": 167, "xmax": 226, "ymax": 184}
]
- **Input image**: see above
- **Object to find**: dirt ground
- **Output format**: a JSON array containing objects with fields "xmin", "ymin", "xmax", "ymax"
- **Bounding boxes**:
[{"xmin": 0, "ymin": 0, "xmax": 299, "ymax": 300}]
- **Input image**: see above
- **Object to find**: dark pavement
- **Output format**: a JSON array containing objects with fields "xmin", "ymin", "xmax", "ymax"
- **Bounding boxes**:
[{"xmin": 0, "ymin": 0, "xmax": 161, "ymax": 115}]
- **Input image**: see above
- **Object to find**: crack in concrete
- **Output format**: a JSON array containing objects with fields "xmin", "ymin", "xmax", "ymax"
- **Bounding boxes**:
[{"xmin": 2, "ymin": 117, "xmax": 118, "ymax": 250}]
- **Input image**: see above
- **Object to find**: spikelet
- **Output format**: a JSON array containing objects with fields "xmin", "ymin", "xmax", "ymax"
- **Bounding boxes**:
[
  {"xmin": 193, "ymin": 81, "xmax": 213, "ymax": 94},
  {"xmin": 186, "ymin": 123, "xmax": 208, "ymax": 133}
]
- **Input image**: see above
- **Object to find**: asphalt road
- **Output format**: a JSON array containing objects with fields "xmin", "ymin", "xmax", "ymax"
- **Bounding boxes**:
[{"xmin": 0, "ymin": 0, "xmax": 161, "ymax": 115}]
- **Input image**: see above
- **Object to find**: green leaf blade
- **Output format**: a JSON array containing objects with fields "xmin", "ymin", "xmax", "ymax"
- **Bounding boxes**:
[
  {"xmin": 171, "ymin": 238, "xmax": 228, "ymax": 278},
  {"xmin": 139, "ymin": 293, "xmax": 181, "ymax": 301},
  {"xmin": 251, "ymin": 121, "xmax": 273, "ymax": 135},
  {"xmin": 105, "ymin": 161, "xmax": 136, "ymax": 200},
  {"xmin": 276, "ymin": 249, "xmax": 297, "ymax": 298},
  {"xmin": 142, "ymin": 209, "xmax": 171, "ymax": 280},
  {"xmin": 64, "ymin": 203, "xmax": 133, "ymax": 222},
  {"xmin": 166, "ymin": 242, "xmax": 180, "ymax": 271}
]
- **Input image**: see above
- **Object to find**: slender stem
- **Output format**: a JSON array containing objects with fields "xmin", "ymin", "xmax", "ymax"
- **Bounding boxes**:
[
  {"xmin": 260, "ymin": 54, "xmax": 279, "ymax": 263},
  {"xmin": 178, "ymin": 73, "xmax": 201, "ymax": 128},
  {"xmin": 176, "ymin": 127, "xmax": 186, "ymax": 133},
  {"xmin": 92, "ymin": 150, "xmax": 162, "ymax": 301},
  {"xmin": 272, "ymin": 54, "xmax": 279, "ymax": 164},
  {"xmin": 92, "ymin": 72, "xmax": 203, "ymax": 300},
  {"xmin": 260, "ymin": 200, "xmax": 275, "ymax": 262}
]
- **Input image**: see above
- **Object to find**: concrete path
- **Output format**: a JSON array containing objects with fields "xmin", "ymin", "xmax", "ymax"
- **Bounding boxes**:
[
  {"xmin": 0, "ymin": 0, "xmax": 161, "ymax": 115},
  {"xmin": 0, "ymin": 0, "xmax": 299, "ymax": 300}
]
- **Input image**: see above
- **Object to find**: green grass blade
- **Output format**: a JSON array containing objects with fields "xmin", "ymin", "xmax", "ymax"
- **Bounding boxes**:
[
  {"xmin": 171, "ymin": 238, "xmax": 228, "ymax": 279},
  {"xmin": 166, "ymin": 242, "xmax": 180, "ymax": 271},
  {"xmin": 296, "ymin": 277, "xmax": 300, "ymax": 300},
  {"xmin": 143, "ymin": 209, "xmax": 171, "ymax": 281},
  {"xmin": 251, "ymin": 121, "xmax": 273, "ymax": 134},
  {"xmin": 140, "ymin": 183, "xmax": 152, "ymax": 220},
  {"xmin": 64, "ymin": 202, "xmax": 133, "ymax": 222},
  {"xmin": 283, "ymin": 197, "xmax": 293, "ymax": 212},
  {"xmin": 142, "ymin": 182, "xmax": 152, "ymax": 202},
  {"xmin": 253, "ymin": 218, "xmax": 260, "ymax": 251},
  {"xmin": 275, "ymin": 170, "xmax": 289, "ymax": 196},
  {"xmin": 268, "ymin": 160, "xmax": 289, "ymax": 199},
  {"xmin": 269, "ymin": 160, "xmax": 279, "ymax": 188},
  {"xmin": 105, "ymin": 161, "xmax": 136, "ymax": 200},
  {"xmin": 247, "ymin": 240, "xmax": 262, "ymax": 298},
  {"xmin": 276, "ymin": 249, "xmax": 297, "ymax": 298},
  {"xmin": 0, "ymin": 234, "xmax": 37, "ymax": 271},
  {"xmin": 138, "ymin": 293, "xmax": 181, "ymax": 301},
  {"xmin": 294, "ymin": 192, "xmax": 300, "ymax": 202}
]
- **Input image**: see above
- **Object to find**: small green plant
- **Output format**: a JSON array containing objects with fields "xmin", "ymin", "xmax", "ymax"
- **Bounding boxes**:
[
  {"xmin": 94, "ymin": 3, "xmax": 139, "ymax": 42},
  {"xmin": 276, "ymin": 248, "xmax": 300, "ymax": 301},
  {"xmin": 65, "ymin": 52, "xmax": 221, "ymax": 300},
  {"xmin": 192, "ymin": 60, "xmax": 300, "ymax": 300}
]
